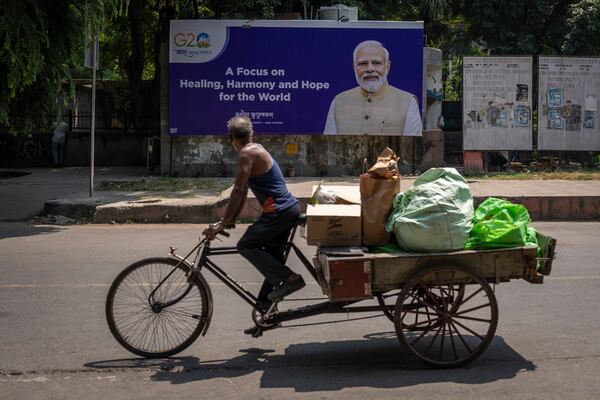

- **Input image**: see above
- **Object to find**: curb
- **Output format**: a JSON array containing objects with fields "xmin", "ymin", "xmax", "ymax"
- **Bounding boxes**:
[
  {"xmin": 43, "ymin": 200, "xmax": 97, "ymax": 221},
  {"xmin": 43, "ymin": 195, "xmax": 600, "ymax": 223}
]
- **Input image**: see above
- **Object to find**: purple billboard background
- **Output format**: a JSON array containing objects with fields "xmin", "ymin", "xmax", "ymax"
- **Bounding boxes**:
[{"xmin": 169, "ymin": 25, "xmax": 424, "ymax": 135}]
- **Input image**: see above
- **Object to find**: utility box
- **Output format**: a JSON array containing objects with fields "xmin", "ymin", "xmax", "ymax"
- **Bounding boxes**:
[{"xmin": 318, "ymin": 4, "xmax": 358, "ymax": 21}]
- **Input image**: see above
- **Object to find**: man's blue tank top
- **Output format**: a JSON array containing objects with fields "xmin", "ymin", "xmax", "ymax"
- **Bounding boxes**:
[{"xmin": 247, "ymin": 156, "xmax": 298, "ymax": 214}]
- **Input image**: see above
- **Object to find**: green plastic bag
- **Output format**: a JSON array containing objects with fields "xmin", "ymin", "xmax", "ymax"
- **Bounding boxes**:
[
  {"xmin": 385, "ymin": 168, "xmax": 474, "ymax": 252},
  {"xmin": 464, "ymin": 197, "xmax": 538, "ymax": 250}
]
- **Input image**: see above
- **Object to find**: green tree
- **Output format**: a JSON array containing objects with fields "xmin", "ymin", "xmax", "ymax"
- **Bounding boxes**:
[
  {"xmin": 0, "ymin": 0, "xmax": 118, "ymax": 135},
  {"xmin": 5, "ymin": 0, "xmax": 600, "ymax": 136},
  {"xmin": 562, "ymin": 0, "xmax": 600, "ymax": 55},
  {"xmin": 0, "ymin": 1, "xmax": 80, "ymax": 134},
  {"xmin": 465, "ymin": 0, "xmax": 577, "ymax": 55}
]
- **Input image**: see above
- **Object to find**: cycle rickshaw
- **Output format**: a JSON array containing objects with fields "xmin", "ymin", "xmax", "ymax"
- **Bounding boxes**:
[{"xmin": 106, "ymin": 214, "xmax": 556, "ymax": 368}]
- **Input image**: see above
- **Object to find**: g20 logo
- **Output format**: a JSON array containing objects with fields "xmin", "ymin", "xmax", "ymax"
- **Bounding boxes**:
[{"xmin": 173, "ymin": 32, "xmax": 211, "ymax": 48}]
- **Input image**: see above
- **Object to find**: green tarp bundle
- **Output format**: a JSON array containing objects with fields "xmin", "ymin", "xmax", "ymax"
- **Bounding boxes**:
[
  {"xmin": 464, "ymin": 197, "xmax": 538, "ymax": 250},
  {"xmin": 385, "ymin": 168, "xmax": 474, "ymax": 252}
]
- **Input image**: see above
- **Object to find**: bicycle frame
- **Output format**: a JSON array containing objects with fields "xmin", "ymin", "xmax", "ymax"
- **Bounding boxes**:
[
  {"xmin": 152, "ymin": 222, "xmax": 387, "ymax": 325},
  {"xmin": 193, "ymin": 223, "xmax": 318, "ymax": 309}
]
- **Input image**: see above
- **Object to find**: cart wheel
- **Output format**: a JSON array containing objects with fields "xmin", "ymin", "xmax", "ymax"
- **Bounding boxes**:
[
  {"xmin": 377, "ymin": 291, "xmax": 400, "ymax": 322},
  {"xmin": 394, "ymin": 264, "xmax": 498, "ymax": 368},
  {"xmin": 378, "ymin": 289, "xmax": 440, "ymax": 328}
]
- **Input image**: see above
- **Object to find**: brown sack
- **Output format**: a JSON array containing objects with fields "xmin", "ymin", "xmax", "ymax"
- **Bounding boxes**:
[
  {"xmin": 360, "ymin": 148, "xmax": 401, "ymax": 246},
  {"xmin": 367, "ymin": 147, "xmax": 399, "ymax": 179}
]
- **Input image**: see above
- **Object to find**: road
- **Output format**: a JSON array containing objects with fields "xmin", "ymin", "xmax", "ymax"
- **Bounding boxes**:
[{"xmin": 1, "ymin": 222, "xmax": 599, "ymax": 399}]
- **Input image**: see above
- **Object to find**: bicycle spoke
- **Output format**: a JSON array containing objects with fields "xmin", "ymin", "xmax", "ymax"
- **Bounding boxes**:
[
  {"xmin": 458, "ymin": 286, "xmax": 484, "ymax": 308},
  {"xmin": 423, "ymin": 323, "xmax": 444, "ymax": 357},
  {"xmin": 449, "ymin": 319, "xmax": 472, "ymax": 353},
  {"xmin": 447, "ymin": 321, "xmax": 459, "ymax": 361},
  {"xmin": 454, "ymin": 315, "xmax": 493, "ymax": 323},
  {"xmin": 438, "ymin": 321, "xmax": 446, "ymax": 360},
  {"xmin": 451, "ymin": 318, "xmax": 485, "ymax": 340},
  {"xmin": 454, "ymin": 302, "xmax": 491, "ymax": 316}
]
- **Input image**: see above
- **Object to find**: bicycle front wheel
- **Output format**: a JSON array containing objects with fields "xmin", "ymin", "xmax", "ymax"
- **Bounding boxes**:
[{"xmin": 106, "ymin": 257, "xmax": 209, "ymax": 358}]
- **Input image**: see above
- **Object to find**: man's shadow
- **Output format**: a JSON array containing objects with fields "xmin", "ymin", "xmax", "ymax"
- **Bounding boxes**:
[
  {"xmin": 85, "ymin": 347, "xmax": 275, "ymax": 385},
  {"xmin": 86, "ymin": 334, "xmax": 535, "ymax": 392}
]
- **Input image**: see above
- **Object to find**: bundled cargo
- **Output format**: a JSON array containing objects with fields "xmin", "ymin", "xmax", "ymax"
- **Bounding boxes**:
[
  {"xmin": 465, "ymin": 197, "xmax": 538, "ymax": 250},
  {"xmin": 464, "ymin": 197, "xmax": 556, "ymax": 274},
  {"xmin": 360, "ymin": 147, "xmax": 401, "ymax": 246},
  {"xmin": 385, "ymin": 167, "xmax": 474, "ymax": 252},
  {"xmin": 306, "ymin": 184, "xmax": 362, "ymax": 246}
]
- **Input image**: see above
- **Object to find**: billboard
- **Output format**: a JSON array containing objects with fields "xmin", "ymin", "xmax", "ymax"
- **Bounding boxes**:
[
  {"xmin": 538, "ymin": 56, "xmax": 600, "ymax": 151},
  {"xmin": 463, "ymin": 56, "xmax": 533, "ymax": 150},
  {"xmin": 169, "ymin": 20, "xmax": 424, "ymax": 136}
]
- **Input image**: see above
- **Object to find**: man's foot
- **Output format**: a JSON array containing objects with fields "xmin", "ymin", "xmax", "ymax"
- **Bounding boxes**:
[
  {"xmin": 267, "ymin": 273, "xmax": 306, "ymax": 301},
  {"xmin": 255, "ymin": 299, "xmax": 272, "ymax": 314}
]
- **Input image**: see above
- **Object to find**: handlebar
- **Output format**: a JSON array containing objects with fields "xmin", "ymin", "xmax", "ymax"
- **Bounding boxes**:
[{"xmin": 202, "ymin": 222, "xmax": 235, "ymax": 242}]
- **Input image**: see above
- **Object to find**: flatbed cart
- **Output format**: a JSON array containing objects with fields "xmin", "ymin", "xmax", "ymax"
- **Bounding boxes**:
[
  {"xmin": 105, "ymin": 215, "xmax": 557, "ymax": 369},
  {"xmin": 313, "ymin": 235, "xmax": 555, "ymax": 368}
]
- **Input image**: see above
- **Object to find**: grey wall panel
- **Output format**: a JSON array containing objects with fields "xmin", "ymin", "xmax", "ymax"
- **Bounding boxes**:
[
  {"xmin": 538, "ymin": 56, "xmax": 600, "ymax": 151},
  {"xmin": 463, "ymin": 56, "xmax": 533, "ymax": 150}
]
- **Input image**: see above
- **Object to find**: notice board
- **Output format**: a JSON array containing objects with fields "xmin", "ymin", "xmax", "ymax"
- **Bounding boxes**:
[
  {"xmin": 538, "ymin": 56, "xmax": 600, "ymax": 151},
  {"xmin": 463, "ymin": 56, "xmax": 533, "ymax": 150}
]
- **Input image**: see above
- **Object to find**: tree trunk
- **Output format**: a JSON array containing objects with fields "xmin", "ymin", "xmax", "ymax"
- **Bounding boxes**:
[
  {"xmin": 127, "ymin": 0, "xmax": 145, "ymax": 129},
  {"xmin": 153, "ymin": 0, "xmax": 175, "ymax": 116}
]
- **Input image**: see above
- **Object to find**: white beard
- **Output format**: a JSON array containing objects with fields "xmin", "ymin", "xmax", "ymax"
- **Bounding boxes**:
[{"xmin": 356, "ymin": 72, "xmax": 388, "ymax": 93}]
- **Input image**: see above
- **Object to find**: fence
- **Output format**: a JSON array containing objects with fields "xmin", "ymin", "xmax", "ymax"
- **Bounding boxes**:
[{"xmin": 64, "ymin": 110, "xmax": 159, "ymax": 135}]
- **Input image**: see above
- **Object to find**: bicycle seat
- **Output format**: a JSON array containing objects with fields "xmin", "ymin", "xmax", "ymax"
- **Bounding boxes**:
[{"xmin": 296, "ymin": 213, "xmax": 307, "ymax": 226}]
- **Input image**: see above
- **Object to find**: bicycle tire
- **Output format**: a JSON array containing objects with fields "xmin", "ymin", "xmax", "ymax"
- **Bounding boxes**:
[{"xmin": 106, "ymin": 257, "xmax": 209, "ymax": 358}]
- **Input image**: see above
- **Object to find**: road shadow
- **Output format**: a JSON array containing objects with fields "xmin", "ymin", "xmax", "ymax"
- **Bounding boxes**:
[
  {"xmin": 86, "ymin": 334, "xmax": 534, "ymax": 392},
  {"xmin": 0, "ymin": 223, "xmax": 63, "ymax": 239}
]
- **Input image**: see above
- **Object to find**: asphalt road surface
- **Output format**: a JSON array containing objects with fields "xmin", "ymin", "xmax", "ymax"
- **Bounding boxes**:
[{"xmin": 1, "ymin": 222, "xmax": 599, "ymax": 399}]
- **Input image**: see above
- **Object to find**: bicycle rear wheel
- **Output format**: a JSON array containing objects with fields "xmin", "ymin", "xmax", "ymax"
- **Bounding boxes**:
[{"xmin": 106, "ymin": 257, "xmax": 209, "ymax": 358}]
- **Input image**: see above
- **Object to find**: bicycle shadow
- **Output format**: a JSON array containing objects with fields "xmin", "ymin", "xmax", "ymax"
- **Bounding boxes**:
[
  {"xmin": 86, "ymin": 334, "xmax": 535, "ymax": 391},
  {"xmin": 85, "ymin": 347, "xmax": 275, "ymax": 383}
]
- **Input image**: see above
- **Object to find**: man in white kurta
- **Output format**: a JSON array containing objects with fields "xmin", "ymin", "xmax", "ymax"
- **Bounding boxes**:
[{"xmin": 323, "ymin": 40, "xmax": 422, "ymax": 136}]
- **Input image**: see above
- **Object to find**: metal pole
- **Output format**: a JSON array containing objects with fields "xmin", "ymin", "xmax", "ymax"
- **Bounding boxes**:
[{"xmin": 90, "ymin": 34, "xmax": 97, "ymax": 197}]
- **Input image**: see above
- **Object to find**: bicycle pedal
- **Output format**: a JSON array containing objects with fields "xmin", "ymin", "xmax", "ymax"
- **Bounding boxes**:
[{"xmin": 252, "ymin": 328, "xmax": 263, "ymax": 338}]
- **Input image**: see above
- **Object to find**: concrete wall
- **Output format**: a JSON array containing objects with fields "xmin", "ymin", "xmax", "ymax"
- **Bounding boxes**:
[
  {"xmin": 161, "ymin": 130, "xmax": 442, "ymax": 177},
  {"xmin": 165, "ymin": 134, "xmax": 406, "ymax": 176},
  {"xmin": 0, "ymin": 131, "xmax": 150, "ymax": 168}
]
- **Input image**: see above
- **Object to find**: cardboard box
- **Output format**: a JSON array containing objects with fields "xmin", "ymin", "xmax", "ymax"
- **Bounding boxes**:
[
  {"xmin": 306, "ymin": 204, "xmax": 361, "ymax": 246},
  {"xmin": 311, "ymin": 185, "xmax": 361, "ymax": 205}
]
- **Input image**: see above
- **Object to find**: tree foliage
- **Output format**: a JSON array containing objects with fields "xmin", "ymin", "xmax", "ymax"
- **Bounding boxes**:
[
  {"xmin": 0, "ymin": 1, "xmax": 80, "ymax": 133},
  {"xmin": 562, "ymin": 0, "xmax": 600, "ymax": 55},
  {"xmin": 2, "ymin": 0, "xmax": 600, "ymax": 136},
  {"xmin": 0, "ymin": 0, "xmax": 119, "ymax": 134}
]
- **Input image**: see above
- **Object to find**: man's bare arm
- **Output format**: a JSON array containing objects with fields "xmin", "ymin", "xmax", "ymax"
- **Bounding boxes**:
[
  {"xmin": 221, "ymin": 150, "xmax": 253, "ymax": 226},
  {"xmin": 222, "ymin": 185, "xmax": 248, "ymax": 227}
]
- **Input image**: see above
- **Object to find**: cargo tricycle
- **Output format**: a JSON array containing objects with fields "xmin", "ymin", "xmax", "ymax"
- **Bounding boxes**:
[{"xmin": 105, "ymin": 213, "xmax": 556, "ymax": 368}]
